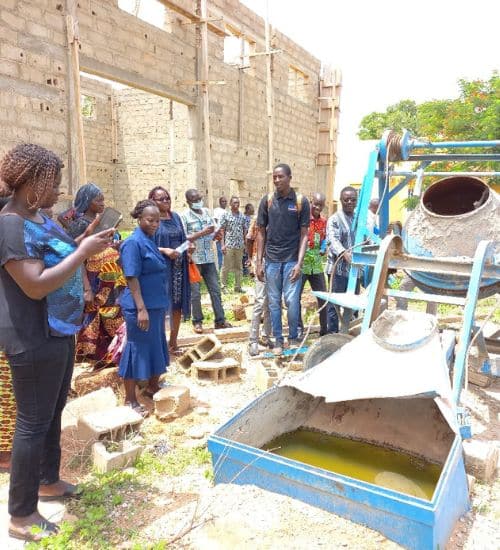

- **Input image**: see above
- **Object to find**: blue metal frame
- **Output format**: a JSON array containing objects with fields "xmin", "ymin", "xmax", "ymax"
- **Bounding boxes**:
[{"xmin": 348, "ymin": 133, "xmax": 500, "ymax": 293}]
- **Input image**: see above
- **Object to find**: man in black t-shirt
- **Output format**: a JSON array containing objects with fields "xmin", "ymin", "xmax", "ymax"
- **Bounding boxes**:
[{"xmin": 256, "ymin": 164, "xmax": 310, "ymax": 354}]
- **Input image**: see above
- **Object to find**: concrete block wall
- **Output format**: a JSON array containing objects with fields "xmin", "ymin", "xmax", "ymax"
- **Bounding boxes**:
[
  {"xmin": 0, "ymin": 0, "xmax": 70, "ymax": 192},
  {"xmin": 0, "ymin": 0, "xmax": 338, "ymax": 214},
  {"xmin": 81, "ymin": 76, "xmax": 114, "ymax": 200}
]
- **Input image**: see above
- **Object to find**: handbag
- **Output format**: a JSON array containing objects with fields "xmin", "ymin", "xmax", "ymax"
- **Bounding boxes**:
[{"xmin": 188, "ymin": 262, "xmax": 202, "ymax": 284}]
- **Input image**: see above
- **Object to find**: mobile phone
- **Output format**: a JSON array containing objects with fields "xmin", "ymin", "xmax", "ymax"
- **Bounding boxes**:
[{"xmin": 93, "ymin": 207, "xmax": 123, "ymax": 234}]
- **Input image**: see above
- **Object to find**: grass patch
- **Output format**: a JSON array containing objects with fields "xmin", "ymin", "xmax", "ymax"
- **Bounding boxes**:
[
  {"xmin": 28, "ymin": 471, "xmax": 141, "ymax": 549},
  {"xmin": 135, "ymin": 446, "xmax": 211, "ymax": 479}
]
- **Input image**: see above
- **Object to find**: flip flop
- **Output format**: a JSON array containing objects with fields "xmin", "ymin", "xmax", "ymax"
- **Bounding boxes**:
[
  {"xmin": 9, "ymin": 520, "xmax": 59, "ymax": 541},
  {"xmin": 38, "ymin": 482, "xmax": 82, "ymax": 502},
  {"xmin": 126, "ymin": 402, "xmax": 150, "ymax": 418}
]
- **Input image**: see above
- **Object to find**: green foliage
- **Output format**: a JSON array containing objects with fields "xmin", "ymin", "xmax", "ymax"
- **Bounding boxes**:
[
  {"xmin": 401, "ymin": 195, "xmax": 420, "ymax": 211},
  {"xmin": 80, "ymin": 95, "xmax": 95, "ymax": 119},
  {"xmin": 28, "ymin": 471, "xmax": 138, "ymax": 549},
  {"xmin": 358, "ymin": 99, "xmax": 418, "ymax": 139},
  {"xmin": 358, "ymin": 72, "xmax": 499, "ymax": 143},
  {"xmin": 134, "ymin": 446, "xmax": 211, "ymax": 478}
]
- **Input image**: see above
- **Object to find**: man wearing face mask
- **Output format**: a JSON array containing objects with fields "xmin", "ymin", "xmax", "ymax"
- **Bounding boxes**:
[{"xmin": 181, "ymin": 189, "xmax": 232, "ymax": 334}]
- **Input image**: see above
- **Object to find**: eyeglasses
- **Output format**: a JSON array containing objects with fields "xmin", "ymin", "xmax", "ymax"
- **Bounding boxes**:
[{"xmin": 154, "ymin": 196, "xmax": 171, "ymax": 202}]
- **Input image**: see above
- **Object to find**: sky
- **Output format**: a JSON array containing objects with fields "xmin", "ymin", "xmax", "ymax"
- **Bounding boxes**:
[{"xmin": 241, "ymin": 0, "xmax": 499, "ymax": 191}]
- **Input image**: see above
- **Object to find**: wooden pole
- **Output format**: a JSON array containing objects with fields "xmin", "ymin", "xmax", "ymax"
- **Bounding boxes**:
[
  {"xmin": 264, "ymin": 0, "xmax": 274, "ymax": 193},
  {"xmin": 329, "ymin": 69, "xmax": 341, "ymax": 215},
  {"xmin": 199, "ymin": 0, "xmax": 214, "ymax": 210},
  {"xmin": 65, "ymin": 9, "xmax": 87, "ymax": 189}
]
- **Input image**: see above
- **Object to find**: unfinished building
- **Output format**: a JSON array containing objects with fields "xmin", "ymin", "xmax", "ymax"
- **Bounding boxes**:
[{"xmin": 0, "ymin": 0, "xmax": 340, "ymax": 224}]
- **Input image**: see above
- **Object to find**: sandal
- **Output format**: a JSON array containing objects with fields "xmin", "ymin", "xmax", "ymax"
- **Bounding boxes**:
[
  {"xmin": 39, "ymin": 482, "xmax": 81, "ymax": 501},
  {"xmin": 125, "ymin": 401, "xmax": 150, "ymax": 418},
  {"xmin": 9, "ymin": 521, "xmax": 59, "ymax": 542},
  {"xmin": 193, "ymin": 322, "xmax": 203, "ymax": 334}
]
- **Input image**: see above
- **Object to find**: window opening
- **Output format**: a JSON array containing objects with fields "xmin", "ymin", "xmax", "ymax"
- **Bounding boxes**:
[
  {"xmin": 288, "ymin": 65, "xmax": 309, "ymax": 102},
  {"xmin": 81, "ymin": 94, "xmax": 96, "ymax": 118},
  {"xmin": 117, "ymin": 0, "xmax": 170, "ymax": 32}
]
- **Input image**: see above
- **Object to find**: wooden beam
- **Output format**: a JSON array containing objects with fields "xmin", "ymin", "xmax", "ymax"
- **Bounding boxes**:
[
  {"xmin": 79, "ymin": 55, "xmax": 196, "ymax": 106},
  {"xmin": 65, "ymin": 4, "xmax": 86, "ymax": 193},
  {"xmin": 264, "ymin": 5, "xmax": 274, "ymax": 193},
  {"xmin": 198, "ymin": 0, "xmax": 214, "ymax": 210},
  {"xmin": 159, "ymin": 0, "xmax": 227, "ymax": 36}
]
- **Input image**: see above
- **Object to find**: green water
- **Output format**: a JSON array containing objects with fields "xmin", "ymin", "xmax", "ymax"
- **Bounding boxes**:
[{"xmin": 262, "ymin": 429, "xmax": 442, "ymax": 500}]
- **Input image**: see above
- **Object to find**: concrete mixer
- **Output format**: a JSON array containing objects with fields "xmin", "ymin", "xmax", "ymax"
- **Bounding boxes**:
[{"xmin": 207, "ymin": 135, "xmax": 499, "ymax": 549}]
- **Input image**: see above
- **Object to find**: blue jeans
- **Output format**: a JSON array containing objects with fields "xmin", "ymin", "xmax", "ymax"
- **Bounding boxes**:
[
  {"xmin": 216, "ymin": 241, "xmax": 223, "ymax": 271},
  {"xmin": 265, "ymin": 261, "xmax": 301, "ymax": 344},
  {"xmin": 191, "ymin": 262, "xmax": 225, "ymax": 325}
]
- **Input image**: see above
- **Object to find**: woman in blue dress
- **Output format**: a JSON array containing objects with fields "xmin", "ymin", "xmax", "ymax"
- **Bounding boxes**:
[
  {"xmin": 119, "ymin": 200, "xmax": 179, "ymax": 414},
  {"xmin": 148, "ymin": 186, "xmax": 191, "ymax": 354}
]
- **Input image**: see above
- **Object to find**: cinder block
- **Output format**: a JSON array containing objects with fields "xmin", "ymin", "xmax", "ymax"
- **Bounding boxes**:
[
  {"xmin": 153, "ymin": 385, "xmax": 190, "ymax": 421},
  {"xmin": 255, "ymin": 360, "xmax": 279, "ymax": 393},
  {"xmin": 92, "ymin": 440, "xmax": 143, "ymax": 473},
  {"xmin": 177, "ymin": 334, "xmax": 222, "ymax": 370},
  {"xmin": 62, "ymin": 387, "xmax": 118, "ymax": 431},
  {"xmin": 191, "ymin": 358, "xmax": 240, "ymax": 382},
  {"xmin": 232, "ymin": 304, "xmax": 246, "ymax": 321},
  {"xmin": 77, "ymin": 406, "xmax": 144, "ymax": 444},
  {"xmin": 195, "ymin": 334, "xmax": 222, "ymax": 360},
  {"xmin": 462, "ymin": 439, "xmax": 499, "ymax": 482}
]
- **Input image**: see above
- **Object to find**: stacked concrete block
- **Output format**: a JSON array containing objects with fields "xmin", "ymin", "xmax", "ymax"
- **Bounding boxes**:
[
  {"xmin": 92, "ymin": 440, "xmax": 143, "ymax": 473},
  {"xmin": 177, "ymin": 334, "xmax": 222, "ymax": 370},
  {"xmin": 77, "ymin": 406, "xmax": 144, "ymax": 445},
  {"xmin": 191, "ymin": 357, "xmax": 240, "ymax": 382},
  {"xmin": 153, "ymin": 385, "xmax": 190, "ymax": 421}
]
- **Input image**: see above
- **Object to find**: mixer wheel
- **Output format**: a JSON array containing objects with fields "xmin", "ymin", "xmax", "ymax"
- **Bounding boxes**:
[{"xmin": 302, "ymin": 333, "xmax": 354, "ymax": 371}]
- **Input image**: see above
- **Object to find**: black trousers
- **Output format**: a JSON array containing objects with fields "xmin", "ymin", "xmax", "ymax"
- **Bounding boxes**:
[
  {"xmin": 7, "ymin": 336, "xmax": 75, "ymax": 517},
  {"xmin": 298, "ymin": 272, "xmax": 328, "ymax": 336}
]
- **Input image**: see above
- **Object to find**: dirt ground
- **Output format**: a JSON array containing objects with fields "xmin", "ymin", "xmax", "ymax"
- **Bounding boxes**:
[{"xmin": 0, "ymin": 290, "xmax": 499, "ymax": 549}]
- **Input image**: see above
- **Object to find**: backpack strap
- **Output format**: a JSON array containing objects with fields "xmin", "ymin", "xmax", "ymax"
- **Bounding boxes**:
[
  {"xmin": 296, "ymin": 193, "xmax": 302, "ymax": 215},
  {"xmin": 268, "ymin": 191, "xmax": 303, "ymax": 218}
]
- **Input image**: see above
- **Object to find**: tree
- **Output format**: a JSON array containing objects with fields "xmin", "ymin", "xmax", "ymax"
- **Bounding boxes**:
[
  {"xmin": 358, "ymin": 100, "xmax": 418, "ymax": 139},
  {"xmin": 357, "ymin": 72, "xmax": 500, "ymax": 142},
  {"xmin": 358, "ymin": 72, "xmax": 499, "ymax": 208}
]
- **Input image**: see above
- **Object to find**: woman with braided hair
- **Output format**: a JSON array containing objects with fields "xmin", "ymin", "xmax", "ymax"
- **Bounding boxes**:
[
  {"xmin": 118, "ymin": 200, "xmax": 177, "ymax": 416},
  {"xmin": 0, "ymin": 143, "xmax": 114, "ymax": 541}
]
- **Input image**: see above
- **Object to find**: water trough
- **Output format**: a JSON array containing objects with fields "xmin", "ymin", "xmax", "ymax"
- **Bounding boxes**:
[{"xmin": 208, "ymin": 311, "xmax": 470, "ymax": 549}]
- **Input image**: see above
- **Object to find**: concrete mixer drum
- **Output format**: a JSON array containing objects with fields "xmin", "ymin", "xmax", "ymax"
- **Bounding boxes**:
[{"xmin": 403, "ymin": 176, "xmax": 500, "ymax": 297}]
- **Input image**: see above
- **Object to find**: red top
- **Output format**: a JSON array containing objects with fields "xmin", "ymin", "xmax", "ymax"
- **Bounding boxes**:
[{"xmin": 308, "ymin": 215, "xmax": 326, "ymax": 249}]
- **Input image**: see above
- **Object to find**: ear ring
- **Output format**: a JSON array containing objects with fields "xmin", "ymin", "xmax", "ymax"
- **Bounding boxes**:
[{"xmin": 26, "ymin": 188, "xmax": 40, "ymax": 209}]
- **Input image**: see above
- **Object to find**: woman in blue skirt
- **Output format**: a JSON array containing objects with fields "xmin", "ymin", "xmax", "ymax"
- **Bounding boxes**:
[
  {"xmin": 148, "ymin": 186, "xmax": 191, "ymax": 354},
  {"xmin": 119, "ymin": 200, "xmax": 179, "ymax": 415}
]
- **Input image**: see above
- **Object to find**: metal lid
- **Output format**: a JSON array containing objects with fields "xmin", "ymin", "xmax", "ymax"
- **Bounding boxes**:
[{"xmin": 371, "ymin": 310, "xmax": 437, "ymax": 352}]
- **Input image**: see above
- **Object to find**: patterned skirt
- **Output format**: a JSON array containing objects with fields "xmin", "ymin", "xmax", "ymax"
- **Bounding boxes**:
[
  {"xmin": 76, "ymin": 247, "xmax": 126, "ymax": 365},
  {"xmin": 0, "ymin": 352, "xmax": 16, "ymax": 453}
]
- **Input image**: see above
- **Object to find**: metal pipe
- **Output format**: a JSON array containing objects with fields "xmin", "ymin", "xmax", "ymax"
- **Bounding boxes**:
[
  {"xmin": 377, "ymin": 171, "xmax": 500, "ymax": 178},
  {"xmin": 410, "ymin": 139, "xmax": 500, "ymax": 150},
  {"xmin": 408, "ymin": 154, "xmax": 500, "ymax": 161}
]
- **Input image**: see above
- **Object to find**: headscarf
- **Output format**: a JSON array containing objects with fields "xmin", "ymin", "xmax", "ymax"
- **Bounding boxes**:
[{"xmin": 74, "ymin": 182, "xmax": 102, "ymax": 214}]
